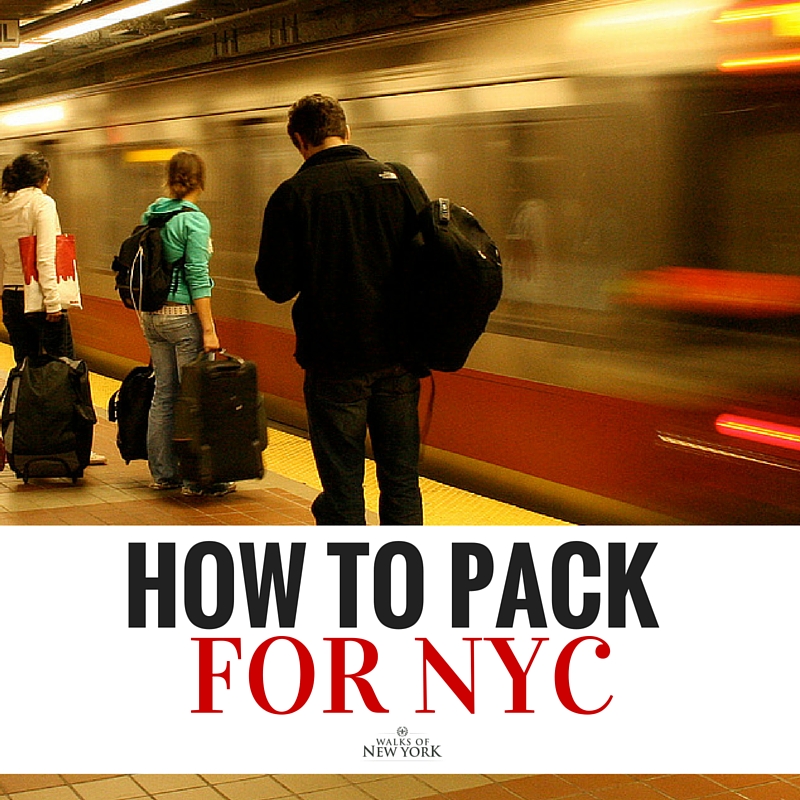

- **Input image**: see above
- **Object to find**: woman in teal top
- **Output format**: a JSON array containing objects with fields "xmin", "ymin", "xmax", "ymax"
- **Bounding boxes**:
[
  {"xmin": 141, "ymin": 194, "xmax": 215, "ymax": 308},
  {"xmin": 139, "ymin": 150, "xmax": 234, "ymax": 497}
]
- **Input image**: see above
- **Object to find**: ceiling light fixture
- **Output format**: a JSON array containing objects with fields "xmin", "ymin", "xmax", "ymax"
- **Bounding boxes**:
[{"xmin": 0, "ymin": 0, "xmax": 191, "ymax": 62}]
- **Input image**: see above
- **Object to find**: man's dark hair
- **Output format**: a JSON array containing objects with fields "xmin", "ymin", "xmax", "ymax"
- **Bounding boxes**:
[
  {"xmin": 287, "ymin": 94, "xmax": 347, "ymax": 147},
  {"xmin": 2, "ymin": 152, "xmax": 50, "ymax": 194}
]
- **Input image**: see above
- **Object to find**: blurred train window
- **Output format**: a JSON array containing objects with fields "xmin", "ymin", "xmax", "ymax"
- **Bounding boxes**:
[
  {"xmin": 703, "ymin": 90, "xmax": 800, "ymax": 278},
  {"xmin": 500, "ymin": 116, "xmax": 640, "ymax": 309},
  {"xmin": 488, "ymin": 107, "xmax": 650, "ymax": 343}
]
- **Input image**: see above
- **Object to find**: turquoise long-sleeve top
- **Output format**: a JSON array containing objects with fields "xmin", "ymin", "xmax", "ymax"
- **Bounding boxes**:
[{"xmin": 142, "ymin": 197, "xmax": 214, "ymax": 304}]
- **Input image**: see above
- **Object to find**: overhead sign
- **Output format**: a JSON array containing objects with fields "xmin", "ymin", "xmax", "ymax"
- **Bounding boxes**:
[{"xmin": 0, "ymin": 20, "xmax": 20, "ymax": 47}]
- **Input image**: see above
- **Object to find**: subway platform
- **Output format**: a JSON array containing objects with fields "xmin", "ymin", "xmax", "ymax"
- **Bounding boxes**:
[
  {"xmin": 0, "ymin": 344, "xmax": 565, "ymax": 526},
  {"xmin": 1, "ymin": 773, "xmax": 798, "ymax": 800}
]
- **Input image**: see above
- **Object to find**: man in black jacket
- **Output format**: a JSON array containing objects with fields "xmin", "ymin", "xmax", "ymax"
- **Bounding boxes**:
[{"xmin": 255, "ymin": 94, "xmax": 425, "ymax": 525}]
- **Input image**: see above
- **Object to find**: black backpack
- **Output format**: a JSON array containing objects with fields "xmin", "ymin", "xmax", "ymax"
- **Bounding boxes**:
[
  {"xmin": 107, "ymin": 364, "xmax": 155, "ymax": 463},
  {"xmin": 388, "ymin": 162, "xmax": 503, "ymax": 372},
  {"xmin": 111, "ymin": 207, "xmax": 194, "ymax": 312},
  {"xmin": 1, "ymin": 354, "xmax": 96, "ymax": 482}
]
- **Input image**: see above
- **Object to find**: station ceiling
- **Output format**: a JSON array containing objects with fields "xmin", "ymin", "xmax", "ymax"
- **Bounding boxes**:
[
  {"xmin": 1, "ymin": 0, "xmax": 542, "ymax": 106},
  {"xmin": 15, "ymin": 0, "xmax": 74, "ymax": 18}
]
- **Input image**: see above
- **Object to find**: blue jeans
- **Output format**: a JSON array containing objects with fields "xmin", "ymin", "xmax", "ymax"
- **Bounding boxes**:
[
  {"xmin": 140, "ymin": 311, "xmax": 203, "ymax": 483},
  {"xmin": 304, "ymin": 365, "xmax": 423, "ymax": 526}
]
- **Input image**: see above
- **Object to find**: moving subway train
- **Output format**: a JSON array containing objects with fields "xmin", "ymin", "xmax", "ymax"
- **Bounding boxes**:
[{"xmin": 3, "ymin": 0, "xmax": 800, "ymax": 523}]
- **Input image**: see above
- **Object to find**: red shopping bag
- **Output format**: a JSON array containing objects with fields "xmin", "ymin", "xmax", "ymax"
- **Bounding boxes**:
[
  {"xmin": 17, "ymin": 233, "xmax": 81, "ymax": 311},
  {"xmin": 18, "ymin": 234, "xmax": 38, "ymax": 284}
]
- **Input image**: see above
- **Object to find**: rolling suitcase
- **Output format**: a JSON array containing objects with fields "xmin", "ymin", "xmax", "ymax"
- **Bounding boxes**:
[
  {"xmin": 173, "ymin": 350, "xmax": 267, "ymax": 487},
  {"xmin": 108, "ymin": 364, "xmax": 155, "ymax": 464},
  {"xmin": 0, "ymin": 354, "xmax": 96, "ymax": 483}
]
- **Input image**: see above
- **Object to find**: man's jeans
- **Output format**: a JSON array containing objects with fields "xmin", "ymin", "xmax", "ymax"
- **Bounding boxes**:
[
  {"xmin": 304, "ymin": 365, "xmax": 423, "ymax": 526},
  {"xmin": 140, "ymin": 311, "xmax": 203, "ymax": 483}
]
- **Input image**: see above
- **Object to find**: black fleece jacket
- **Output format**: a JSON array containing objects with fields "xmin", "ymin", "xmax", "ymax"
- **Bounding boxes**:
[{"xmin": 255, "ymin": 145, "xmax": 425, "ymax": 376}]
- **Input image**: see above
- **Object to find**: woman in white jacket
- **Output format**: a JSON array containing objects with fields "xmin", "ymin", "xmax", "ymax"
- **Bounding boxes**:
[
  {"xmin": 0, "ymin": 151, "xmax": 75, "ymax": 363},
  {"xmin": 0, "ymin": 152, "xmax": 105, "ymax": 465}
]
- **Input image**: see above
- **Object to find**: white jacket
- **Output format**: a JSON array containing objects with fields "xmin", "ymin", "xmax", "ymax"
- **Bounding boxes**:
[{"xmin": 0, "ymin": 186, "xmax": 64, "ymax": 313}]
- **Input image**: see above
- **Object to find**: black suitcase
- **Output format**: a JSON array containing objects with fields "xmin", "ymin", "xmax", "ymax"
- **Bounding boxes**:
[
  {"xmin": 173, "ymin": 351, "xmax": 267, "ymax": 486},
  {"xmin": 108, "ymin": 364, "xmax": 155, "ymax": 463},
  {"xmin": 0, "ymin": 354, "xmax": 96, "ymax": 483}
]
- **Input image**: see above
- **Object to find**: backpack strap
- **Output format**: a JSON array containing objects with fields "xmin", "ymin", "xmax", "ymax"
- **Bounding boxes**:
[
  {"xmin": 147, "ymin": 206, "xmax": 196, "ymax": 227},
  {"xmin": 150, "ymin": 206, "xmax": 196, "ymax": 296},
  {"xmin": 384, "ymin": 162, "xmax": 436, "ymax": 387},
  {"xmin": 386, "ymin": 162, "xmax": 430, "ymax": 215}
]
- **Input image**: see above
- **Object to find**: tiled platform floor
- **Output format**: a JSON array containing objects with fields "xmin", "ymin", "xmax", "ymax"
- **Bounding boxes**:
[{"xmin": 1, "ymin": 775, "xmax": 799, "ymax": 800}]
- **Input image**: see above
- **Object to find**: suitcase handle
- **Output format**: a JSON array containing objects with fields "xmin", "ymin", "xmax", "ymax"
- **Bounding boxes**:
[{"xmin": 201, "ymin": 348, "xmax": 246, "ymax": 367}]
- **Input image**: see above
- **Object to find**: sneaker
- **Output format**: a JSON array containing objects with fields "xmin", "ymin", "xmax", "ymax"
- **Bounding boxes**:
[
  {"xmin": 150, "ymin": 479, "xmax": 181, "ymax": 490},
  {"xmin": 89, "ymin": 451, "xmax": 107, "ymax": 465},
  {"xmin": 181, "ymin": 482, "xmax": 236, "ymax": 498},
  {"xmin": 205, "ymin": 482, "xmax": 236, "ymax": 497}
]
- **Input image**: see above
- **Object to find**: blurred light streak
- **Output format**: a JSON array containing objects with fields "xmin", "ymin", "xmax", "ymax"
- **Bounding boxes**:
[
  {"xmin": 2, "ymin": 104, "xmax": 64, "ymax": 126},
  {"xmin": 0, "ymin": 42, "xmax": 44, "ymax": 62},
  {"xmin": 716, "ymin": 414, "xmax": 800, "ymax": 451},
  {"xmin": 719, "ymin": 49, "xmax": 800, "ymax": 68},
  {"xmin": 715, "ymin": 2, "xmax": 800, "ymax": 24},
  {"xmin": 658, "ymin": 432, "xmax": 800, "ymax": 469},
  {"xmin": 124, "ymin": 148, "xmax": 182, "ymax": 162},
  {"xmin": 715, "ymin": 2, "xmax": 800, "ymax": 36},
  {"xmin": 580, "ymin": 2, "xmax": 720, "ymax": 27},
  {"xmin": 613, "ymin": 267, "xmax": 800, "ymax": 315}
]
